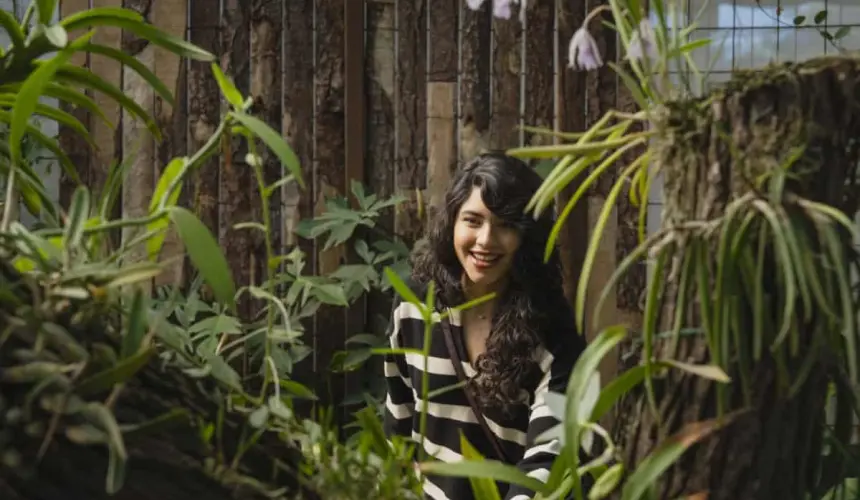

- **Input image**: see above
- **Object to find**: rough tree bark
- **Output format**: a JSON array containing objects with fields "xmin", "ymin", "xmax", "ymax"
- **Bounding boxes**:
[{"xmin": 614, "ymin": 58, "xmax": 860, "ymax": 500}]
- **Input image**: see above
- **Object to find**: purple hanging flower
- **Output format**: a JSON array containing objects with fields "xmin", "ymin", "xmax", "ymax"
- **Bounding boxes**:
[
  {"xmin": 465, "ymin": 0, "xmax": 525, "ymax": 23},
  {"xmin": 628, "ymin": 18, "xmax": 658, "ymax": 61},
  {"xmin": 568, "ymin": 27, "xmax": 604, "ymax": 71}
]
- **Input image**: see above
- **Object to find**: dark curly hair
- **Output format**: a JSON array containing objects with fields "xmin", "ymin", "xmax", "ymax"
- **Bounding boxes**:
[{"xmin": 411, "ymin": 152, "xmax": 578, "ymax": 412}]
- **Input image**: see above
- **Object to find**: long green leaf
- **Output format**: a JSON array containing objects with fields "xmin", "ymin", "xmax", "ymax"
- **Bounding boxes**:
[
  {"xmin": 59, "ymin": 6, "xmax": 143, "ymax": 31},
  {"xmin": 54, "ymin": 64, "xmax": 159, "ymax": 139},
  {"xmin": 383, "ymin": 266, "xmax": 422, "ymax": 308},
  {"xmin": 63, "ymin": 186, "xmax": 90, "ymax": 248},
  {"xmin": 63, "ymin": 13, "xmax": 213, "ymax": 61},
  {"xmin": 642, "ymin": 248, "xmax": 668, "ymax": 422},
  {"xmin": 169, "ymin": 206, "xmax": 237, "ymax": 313},
  {"xmin": 420, "ymin": 459, "xmax": 544, "ymax": 495},
  {"xmin": 76, "ymin": 348, "xmax": 154, "ymax": 396},
  {"xmin": 122, "ymin": 289, "xmax": 147, "ymax": 359},
  {"xmin": 0, "ymin": 95, "xmax": 94, "ymax": 148},
  {"xmin": 460, "ymin": 433, "xmax": 504, "ymax": 500},
  {"xmin": 621, "ymin": 411, "xmax": 746, "ymax": 500},
  {"xmin": 11, "ymin": 31, "xmax": 94, "ymax": 168},
  {"xmin": 230, "ymin": 111, "xmax": 306, "ymax": 188},
  {"xmin": 752, "ymin": 200, "xmax": 797, "ymax": 350},
  {"xmin": 508, "ymin": 134, "xmax": 651, "ymax": 160},
  {"xmin": 547, "ymin": 143, "xmax": 646, "ymax": 262},
  {"xmin": 564, "ymin": 327, "xmax": 627, "ymax": 499},
  {"xmin": 589, "ymin": 366, "xmax": 646, "ymax": 422},
  {"xmin": 577, "ymin": 159, "xmax": 643, "ymax": 332},
  {"xmin": 81, "ymin": 42, "xmax": 174, "ymax": 106},
  {"xmin": 35, "ymin": 82, "xmax": 113, "ymax": 128},
  {"xmin": 0, "ymin": 10, "xmax": 26, "ymax": 48},
  {"xmin": 821, "ymin": 223, "xmax": 857, "ymax": 383},
  {"xmin": 0, "ymin": 108, "xmax": 79, "ymax": 183},
  {"xmin": 211, "ymin": 63, "xmax": 244, "ymax": 108},
  {"xmin": 146, "ymin": 157, "xmax": 187, "ymax": 260},
  {"xmin": 36, "ymin": 0, "xmax": 58, "ymax": 24}
]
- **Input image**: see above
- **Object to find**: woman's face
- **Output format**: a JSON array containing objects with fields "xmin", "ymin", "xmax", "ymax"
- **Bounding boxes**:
[{"xmin": 453, "ymin": 187, "xmax": 522, "ymax": 297}]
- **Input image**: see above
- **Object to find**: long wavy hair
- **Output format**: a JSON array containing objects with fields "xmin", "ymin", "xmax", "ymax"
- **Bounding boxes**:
[{"xmin": 411, "ymin": 152, "xmax": 576, "ymax": 412}]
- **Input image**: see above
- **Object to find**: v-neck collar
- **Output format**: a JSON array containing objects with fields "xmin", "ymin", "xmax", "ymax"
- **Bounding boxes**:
[{"xmin": 445, "ymin": 307, "xmax": 478, "ymax": 377}]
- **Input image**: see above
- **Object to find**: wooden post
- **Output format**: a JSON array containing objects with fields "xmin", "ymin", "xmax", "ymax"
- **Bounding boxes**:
[
  {"xmin": 341, "ymin": 0, "xmax": 367, "ymax": 422},
  {"xmin": 186, "ymin": 0, "xmax": 221, "ymax": 252},
  {"xmin": 152, "ymin": 0, "xmax": 188, "ymax": 287},
  {"xmin": 282, "ymin": 0, "xmax": 317, "ymax": 416},
  {"xmin": 426, "ymin": 0, "xmax": 458, "ymax": 222},
  {"xmin": 393, "ymin": 0, "xmax": 427, "ymax": 245}
]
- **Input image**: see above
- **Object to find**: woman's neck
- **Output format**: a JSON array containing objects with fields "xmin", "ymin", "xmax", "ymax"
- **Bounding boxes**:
[{"xmin": 461, "ymin": 276, "xmax": 508, "ymax": 303}]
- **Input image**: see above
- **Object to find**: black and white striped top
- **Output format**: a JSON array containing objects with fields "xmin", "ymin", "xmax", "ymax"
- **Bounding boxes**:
[{"xmin": 383, "ymin": 282, "xmax": 584, "ymax": 500}]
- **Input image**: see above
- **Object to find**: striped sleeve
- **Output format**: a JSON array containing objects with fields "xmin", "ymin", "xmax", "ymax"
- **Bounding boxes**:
[
  {"xmin": 383, "ymin": 298, "xmax": 415, "ymax": 439},
  {"xmin": 503, "ymin": 346, "xmax": 576, "ymax": 500}
]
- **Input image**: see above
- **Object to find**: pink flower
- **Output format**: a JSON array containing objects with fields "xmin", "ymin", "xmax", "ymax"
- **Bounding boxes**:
[
  {"xmin": 466, "ymin": 0, "xmax": 526, "ymax": 23},
  {"xmin": 568, "ymin": 27, "xmax": 603, "ymax": 71},
  {"xmin": 628, "ymin": 19, "xmax": 658, "ymax": 61}
]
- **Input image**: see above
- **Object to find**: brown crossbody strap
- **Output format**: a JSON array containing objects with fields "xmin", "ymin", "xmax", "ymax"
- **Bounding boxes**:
[{"xmin": 441, "ymin": 319, "xmax": 512, "ymax": 463}]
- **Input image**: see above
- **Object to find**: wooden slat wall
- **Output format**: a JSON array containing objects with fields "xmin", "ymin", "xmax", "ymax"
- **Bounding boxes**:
[
  {"xmin": 56, "ymin": 0, "xmax": 641, "ymax": 417},
  {"xmin": 220, "ymin": 0, "xmax": 254, "ymax": 320},
  {"xmin": 90, "ymin": 0, "xmax": 122, "ymax": 205},
  {"xmin": 58, "ymin": 0, "xmax": 90, "ymax": 209},
  {"xmin": 152, "ymin": 0, "xmax": 188, "ymax": 287},
  {"xmin": 362, "ymin": 0, "xmax": 398, "ymax": 404},
  {"xmin": 250, "ymin": 0, "xmax": 283, "ymax": 291},
  {"xmin": 186, "ymin": 0, "xmax": 220, "ymax": 252},
  {"xmin": 426, "ymin": 0, "xmax": 458, "ymax": 224},
  {"xmin": 282, "ymin": 0, "xmax": 317, "ymax": 411},
  {"xmin": 488, "ymin": 6, "xmax": 521, "ymax": 149},
  {"xmin": 120, "ymin": 0, "xmax": 156, "ymax": 293},
  {"xmin": 313, "ymin": 0, "xmax": 348, "ymax": 409}
]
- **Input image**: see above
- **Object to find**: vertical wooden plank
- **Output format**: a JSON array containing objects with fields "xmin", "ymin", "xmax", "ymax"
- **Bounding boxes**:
[
  {"xmin": 314, "ymin": 0, "xmax": 347, "ymax": 408},
  {"xmin": 250, "ymin": 0, "xmax": 283, "ymax": 291},
  {"xmin": 282, "ymin": 0, "xmax": 316, "ymax": 414},
  {"xmin": 220, "ymin": 0, "xmax": 254, "ymax": 317},
  {"xmin": 426, "ymin": 0, "xmax": 458, "ymax": 221},
  {"xmin": 187, "ymin": 0, "xmax": 221, "ymax": 269},
  {"xmin": 363, "ymin": 0, "xmax": 398, "ymax": 402},
  {"xmin": 459, "ymin": 1, "xmax": 491, "ymax": 162},
  {"xmin": 91, "ymin": 0, "xmax": 123, "ymax": 226},
  {"xmin": 341, "ymin": 0, "xmax": 366, "ymax": 422},
  {"xmin": 487, "ymin": 3, "xmax": 521, "ymax": 149},
  {"xmin": 58, "ymin": 0, "xmax": 91, "ymax": 207},
  {"xmin": 556, "ymin": 0, "xmax": 589, "ymax": 313},
  {"xmin": 152, "ymin": 0, "xmax": 188, "ymax": 287},
  {"xmin": 365, "ymin": 0, "xmax": 397, "ymax": 235},
  {"xmin": 522, "ymin": 0, "xmax": 555, "ymax": 153},
  {"xmin": 394, "ymin": 0, "xmax": 427, "ymax": 245},
  {"xmin": 120, "ymin": 0, "xmax": 156, "ymax": 286}
]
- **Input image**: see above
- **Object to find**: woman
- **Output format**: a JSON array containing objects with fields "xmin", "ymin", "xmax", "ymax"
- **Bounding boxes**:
[{"xmin": 383, "ymin": 153, "xmax": 588, "ymax": 500}]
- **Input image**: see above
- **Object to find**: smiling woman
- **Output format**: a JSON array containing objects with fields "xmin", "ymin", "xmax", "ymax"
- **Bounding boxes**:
[{"xmin": 383, "ymin": 153, "xmax": 589, "ymax": 500}]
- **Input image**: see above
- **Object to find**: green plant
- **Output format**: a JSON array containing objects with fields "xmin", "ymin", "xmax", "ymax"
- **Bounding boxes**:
[{"xmin": 0, "ymin": 2, "xmax": 421, "ymax": 499}]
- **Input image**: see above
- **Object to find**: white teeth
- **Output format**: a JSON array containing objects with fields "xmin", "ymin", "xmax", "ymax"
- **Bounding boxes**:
[{"xmin": 471, "ymin": 253, "xmax": 499, "ymax": 263}]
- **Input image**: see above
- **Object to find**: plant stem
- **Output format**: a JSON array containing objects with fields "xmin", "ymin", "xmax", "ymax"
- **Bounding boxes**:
[
  {"xmin": 417, "ymin": 315, "xmax": 432, "ymax": 465},
  {"xmin": 0, "ymin": 166, "xmax": 17, "ymax": 232},
  {"xmin": 247, "ymin": 137, "xmax": 277, "ymax": 400}
]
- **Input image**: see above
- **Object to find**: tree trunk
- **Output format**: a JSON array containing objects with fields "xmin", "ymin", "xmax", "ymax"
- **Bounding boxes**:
[{"xmin": 615, "ymin": 58, "xmax": 860, "ymax": 499}]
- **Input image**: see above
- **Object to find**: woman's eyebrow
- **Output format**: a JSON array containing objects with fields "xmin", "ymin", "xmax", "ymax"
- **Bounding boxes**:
[{"xmin": 460, "ymin": 210, "xmax": 485, "ymax": 218}]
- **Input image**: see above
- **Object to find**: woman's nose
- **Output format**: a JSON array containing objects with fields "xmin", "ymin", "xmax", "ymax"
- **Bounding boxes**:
[{"xmin": 475, "ymin": 223, "xmax": 493, "ymax": 246}]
